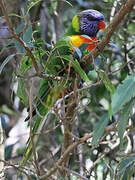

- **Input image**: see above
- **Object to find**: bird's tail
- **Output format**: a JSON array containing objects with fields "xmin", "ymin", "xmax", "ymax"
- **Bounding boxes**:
[{"xmin": 21, "ymin": 79, "xmax": 66, "ymax": 165}]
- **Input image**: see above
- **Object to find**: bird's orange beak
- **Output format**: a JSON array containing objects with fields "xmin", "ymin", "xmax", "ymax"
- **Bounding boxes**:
[{"xmin": 98, "ymin": 21, "xmax": 106, "ymax": 32}]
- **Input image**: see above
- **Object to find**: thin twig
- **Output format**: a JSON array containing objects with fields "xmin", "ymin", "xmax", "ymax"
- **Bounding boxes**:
[
  {"xmin": 0, "ymin": 159, "xmax": 31, "ymax": 180},
  {"xmin": 40, "ymin": 123, "xmax": 116, "ymax": 179},
  {"xmin": 40, "ymin": 124, "xmax": 135, "ymax": 179},
  {"xmin": 62, "ymin": 166, "xmax": 88, "ymax": 180},
  {"xmin": 0, "ymin": 0, "xmax": 40, "ymax": 75},
  {"xmin": 88, "ymin": 143, "xmax": 119, "ymax": 173},
  {"xmin": 34, "ymin": 123, "xmax": 61, "ymax": 136},
  {"xmin": 16, "ymin": 72, "xmax": 63, "ymax": 81},
  {"xmin": 108, "ymin": 55, "xmax": 135, "ymax": 75},
  {"xmin": 29, "ymin": 80, "xmax": 40, "ymax": 176}
]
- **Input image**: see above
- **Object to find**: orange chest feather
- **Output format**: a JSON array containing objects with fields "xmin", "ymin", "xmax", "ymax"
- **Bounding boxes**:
[{"xmin": 69, "ymin": 35, "xmax": 98, "ymax": 51}]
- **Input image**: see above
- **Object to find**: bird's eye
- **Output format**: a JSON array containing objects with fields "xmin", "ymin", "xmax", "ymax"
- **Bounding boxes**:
[{"xmin": 87, "ymin": 17, "xmax": 96, "ymax": 21}]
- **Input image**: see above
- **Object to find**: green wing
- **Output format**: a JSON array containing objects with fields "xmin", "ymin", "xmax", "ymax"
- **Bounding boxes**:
[{"xmin": 21, "ymin": 78, "xmax": 67, "ymax": 164}]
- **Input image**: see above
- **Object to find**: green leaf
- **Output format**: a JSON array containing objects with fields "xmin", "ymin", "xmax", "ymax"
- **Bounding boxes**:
[
  {"xmin": 16, "ymin": 23, "xmax": 25, "ymax": 34},
  {"xmin": 72, "ymin": 59, "xmax": 90, "ymax": 82},
  {"xmin": 58, "ymin": 177, "xmax": 65, "ymax": 180},
  {"xmin": 54, "ymin": 39, "xmax": 70, "ymax": 49},
  {"xmin": 0, "ymin": 54, "xmax": 15, "ymax": 74},
  {"xmin": 121, "ymin": 165, "xmax": 132, "ymax": 180},
  {"xmin": 20, "ymin": 56, "xmax": 33, "ymax": 73},
  {"xmin": 17, "ymin": 78, "xmax": 28, "ymax": 105},
  {"xmin": 92, "ymin": 113, "xmax": 109, "ymax": 147},
  {"xmin": 118, "ymin": 157, "xmax": 135, "ymax": 179},
  {"xmin": 99, "ymin": 71, "xmax": 115, "ymax": 95},
  {"xmin": 64, "ymin": 0, "xmax": 73, "ymax": 7},
  {"xmin": 21, "ymin": 8, "xmax": 25, "ymax": 17},
  {"xmin": 14, "ymin": 40, "xmax": 26, "ymax": 54},
  {"xmin": 14, "ymin": 24, "xmax": 26, "ymax": 53},
  {"xmin": 23, "ymin": 25, "xmax": 32, "ymax": 43},
  {"xmin": 88, "ymin": 70, "xmax": 98, "ymax": 80},
  {"xmin": 27, "ymin": 0, "xmax": 43, "ymax": 13},
  {"xmin": 9, "ymin": 13, "xmax": 24, "ymax": 18},
  {"xmin": 0, "ymin": 106, "xmax": 17, "ymax": 116},
  {"xmin": 14, "ymin": 23, "xmax": 32, "ymax": 53},
  {"xmin": 99, "ymin": 71, "xmax": 115, "ymax": 120},
  {"xmin": 112, "ymin": 74, "xmax": 135, "ymax": 114},
  {"xmin": 5, "ymin": 144, "xmax": 15, "ymax": 160},
  {"xmin": 118, "ymin": 98, "xmax": 135, "ymax": 146},
  {"xmin": 109, "ymin": 104, "xmax": 113, "ymax": 121}
]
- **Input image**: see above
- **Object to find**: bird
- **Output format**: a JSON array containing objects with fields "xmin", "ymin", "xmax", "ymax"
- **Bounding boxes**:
[
  {"xmin": 21, "ymin": 9, "xmax": 105, "ymax": 164},
  {"xmin": 66, "ymin": 9, "xmax": 105, "ymax": 49}
]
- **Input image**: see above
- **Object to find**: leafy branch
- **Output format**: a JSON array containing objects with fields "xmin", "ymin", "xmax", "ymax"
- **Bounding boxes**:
[
  {"xmin": 40, "ymin": 123, "xmax": 134, "ymax": 179},
  {"xmin": 0, "ymin": 0, "xmax": 62, "ymax": 81}
]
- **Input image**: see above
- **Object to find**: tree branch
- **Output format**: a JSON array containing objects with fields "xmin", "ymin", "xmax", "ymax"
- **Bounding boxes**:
[
  {"xmin": 40, "ymin": 123, "xmax": 135, "ymax": 179},
  {"xmin": 0, "ymin": 0, "xmax": 41, "ymax": 75},
  {"xmin": 40, "ymin": 123, "xmax": 117, "ymax": 179},
  {"xmin": 0, "ymin": 159, "xmax": 31, "ymax": 180}
]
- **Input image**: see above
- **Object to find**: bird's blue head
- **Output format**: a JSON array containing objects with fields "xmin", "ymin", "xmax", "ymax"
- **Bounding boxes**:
[{"xmin": 72, "ymin": 9, "xmax": 105, "ymax": 37}]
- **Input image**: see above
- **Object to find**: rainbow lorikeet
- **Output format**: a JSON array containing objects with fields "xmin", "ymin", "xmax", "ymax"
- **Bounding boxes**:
[
  {"xmin": 66, "ymin": 9, "xmax": 105, "ymax": 48},
  {"xmin": 22, "ymin": 9, "xmax": 105, "ymax": 164}
]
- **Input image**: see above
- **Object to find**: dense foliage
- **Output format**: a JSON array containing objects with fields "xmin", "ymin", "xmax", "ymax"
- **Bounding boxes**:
[{"xmin": 0, "ymin": 0, "xmax": 135, "ymax": 180}]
